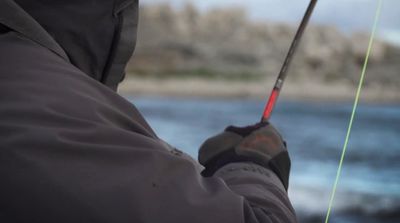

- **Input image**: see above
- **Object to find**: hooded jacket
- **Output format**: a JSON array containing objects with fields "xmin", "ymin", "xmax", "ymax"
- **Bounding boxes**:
[{"xmin": 0, "ymin": 1, "xmax": 297, "ymax": 222}]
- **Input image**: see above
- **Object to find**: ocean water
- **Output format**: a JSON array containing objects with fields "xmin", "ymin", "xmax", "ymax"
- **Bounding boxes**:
[{"xmin": 126, "ymin": 96, "xmax": 400, "ymax": 223}]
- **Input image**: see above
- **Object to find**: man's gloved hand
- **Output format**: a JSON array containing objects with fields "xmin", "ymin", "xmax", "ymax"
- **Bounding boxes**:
[{"xmin": 199, "ymin": 122, "xmax": 291, "ymax": 190}]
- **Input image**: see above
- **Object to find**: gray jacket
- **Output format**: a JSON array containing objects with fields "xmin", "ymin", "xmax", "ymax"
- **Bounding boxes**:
[{"xmin": 0, "ymin": 0, "xmax": 297, "ymax": 222}]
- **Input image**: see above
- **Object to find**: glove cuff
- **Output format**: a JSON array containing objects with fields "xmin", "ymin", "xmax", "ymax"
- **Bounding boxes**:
[
  {"xmin": 201, "ymin": 149, "xmax": 290, "ymax": 190},
  {"xmin": 268, "ymin": 151, "xmax": 291, "ymax": 190}
]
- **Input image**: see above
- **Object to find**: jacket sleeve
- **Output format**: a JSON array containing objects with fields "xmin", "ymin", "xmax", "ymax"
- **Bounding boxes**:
[
  {"xmin": 214, "ymin": 163, "xmax": 297, "ymax": 222},
  {"xmin": 0, "ymin": 32, "xmax": 297, "ymax": 223}
]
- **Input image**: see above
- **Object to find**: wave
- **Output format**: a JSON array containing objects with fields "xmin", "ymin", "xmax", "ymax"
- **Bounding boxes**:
[{"xmin": 290, "ymin": 186, "xmax": 400, "ymax": 222}]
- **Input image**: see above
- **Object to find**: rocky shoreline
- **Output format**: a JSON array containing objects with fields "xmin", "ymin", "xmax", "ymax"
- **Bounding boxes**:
[
  {"xmin": 120, "ymin": 4, "xmax": 400, "ymax": 104},
  {"xmin": 126, "ymin": 4, "xmax": 400, "ymax": 92}
]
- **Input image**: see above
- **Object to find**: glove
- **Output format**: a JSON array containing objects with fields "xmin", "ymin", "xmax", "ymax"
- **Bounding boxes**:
[{"xmin": 198, "ymin": 122, "xmax": 291, "ymax": 190}]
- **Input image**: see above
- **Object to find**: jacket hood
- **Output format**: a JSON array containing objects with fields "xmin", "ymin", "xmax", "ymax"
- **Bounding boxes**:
[{"xmin": 11, "ymin": 0, "xmax": 139, "ymax": 90}]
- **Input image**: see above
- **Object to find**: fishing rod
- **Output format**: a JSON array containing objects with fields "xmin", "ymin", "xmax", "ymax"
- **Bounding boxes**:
[{"xmin": 261, "ymin": 0, "xmax": 318, "ymax": 122}]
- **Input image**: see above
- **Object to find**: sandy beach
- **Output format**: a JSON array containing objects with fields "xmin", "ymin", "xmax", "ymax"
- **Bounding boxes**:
[{"xmin": 118, "ymin": 76, "xmax": 399, "ymax": 103}]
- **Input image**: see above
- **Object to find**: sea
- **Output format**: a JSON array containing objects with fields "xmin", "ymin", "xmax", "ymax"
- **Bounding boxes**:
[{"xmin": 126, "ymin": 96, "xmax": 400, "ymax": 223}]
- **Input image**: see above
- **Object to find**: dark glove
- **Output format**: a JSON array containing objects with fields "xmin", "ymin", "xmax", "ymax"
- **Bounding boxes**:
[{"xmin": 199, "ymin": 122, "xmax": 291, "ymax": 190}]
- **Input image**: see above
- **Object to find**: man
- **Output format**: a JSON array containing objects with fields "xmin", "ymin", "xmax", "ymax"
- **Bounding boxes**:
[{"xmin": 0, "ymin": 0, "xmax": 297, "ymax": 222}]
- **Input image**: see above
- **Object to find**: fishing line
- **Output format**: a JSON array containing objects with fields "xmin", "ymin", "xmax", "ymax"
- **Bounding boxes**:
[{"xmin": 324, "ymin": 1, "xmax": 384, "ymax": 222}]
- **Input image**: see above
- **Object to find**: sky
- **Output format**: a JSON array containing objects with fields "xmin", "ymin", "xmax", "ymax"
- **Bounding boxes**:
[{"xmin": 144, "ymin": 0, "xmax": 400, "ymax": 45}]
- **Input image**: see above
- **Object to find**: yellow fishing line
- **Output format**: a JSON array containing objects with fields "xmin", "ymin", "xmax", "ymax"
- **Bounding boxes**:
[{"xmin": 324, "ymin": 1, "xmax": 384, "ymax": 222}]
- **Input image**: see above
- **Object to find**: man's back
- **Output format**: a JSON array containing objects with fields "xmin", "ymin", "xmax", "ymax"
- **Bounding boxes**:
[{"xmin": 0, "ymin": 1, "xmax": 297, "ymax": 222}]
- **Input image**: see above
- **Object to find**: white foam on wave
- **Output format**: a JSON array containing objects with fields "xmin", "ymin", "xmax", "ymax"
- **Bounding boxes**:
[{"xmin": 289, "ymin": 184, "xmax": 400, "ymax": 217}]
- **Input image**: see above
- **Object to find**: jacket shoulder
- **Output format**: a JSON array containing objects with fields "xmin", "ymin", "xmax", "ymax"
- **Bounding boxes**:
[{"xmin": 0, "ymin": 30, "xmax": 157, "ymax": 139}]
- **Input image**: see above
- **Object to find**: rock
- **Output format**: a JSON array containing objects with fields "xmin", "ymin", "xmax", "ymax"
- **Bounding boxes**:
[{"xmin": 127, "ymin": 3, "xmax": 400, "ymax": 88}]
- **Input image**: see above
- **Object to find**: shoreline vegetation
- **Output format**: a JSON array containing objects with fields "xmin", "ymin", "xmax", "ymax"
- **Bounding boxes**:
[{"xmin": 121, "ymin": 3, "xmax": 400, "ymax": 103}]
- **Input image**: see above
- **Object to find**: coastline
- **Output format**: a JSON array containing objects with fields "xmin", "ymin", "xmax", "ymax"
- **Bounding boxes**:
[{"xmin": 118, "ymin": 76, "xmax": 400, "ymax": 104}]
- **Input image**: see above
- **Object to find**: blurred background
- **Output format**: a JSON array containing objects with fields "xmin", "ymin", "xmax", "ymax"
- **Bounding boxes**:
[{"xmin": 119, "ymin": 1, "xmax": 400, "ymax": 222}]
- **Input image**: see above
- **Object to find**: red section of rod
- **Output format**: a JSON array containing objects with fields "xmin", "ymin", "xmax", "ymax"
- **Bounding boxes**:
[{"xmin": 262, "ymin": 88, "xmax": 280, "ymax": 122}]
